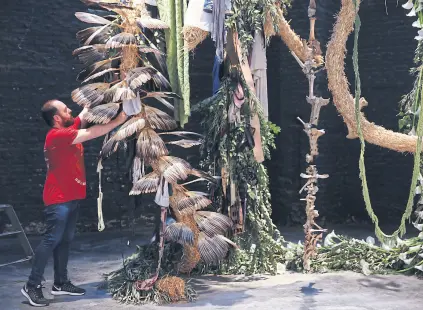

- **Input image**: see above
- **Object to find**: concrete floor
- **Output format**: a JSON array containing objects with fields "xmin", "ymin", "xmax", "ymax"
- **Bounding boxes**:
[{"xmin": 1, "ymin": 226, "xmax": 422, "ymax": 309}]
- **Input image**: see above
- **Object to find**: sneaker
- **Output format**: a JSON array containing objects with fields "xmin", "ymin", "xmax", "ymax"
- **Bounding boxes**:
[
  {"xmin": 21, "ymin": 284, "xmax": 49, "ymax": 307},
  {"xmin": 51, "ymin": 281, "xmax": 85, "ymax": 296}
]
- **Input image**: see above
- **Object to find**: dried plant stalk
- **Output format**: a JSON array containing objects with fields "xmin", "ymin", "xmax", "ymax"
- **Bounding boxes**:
[{"xmin": 295, "ymin": 0, "xmax": 329, "ymax": 271}]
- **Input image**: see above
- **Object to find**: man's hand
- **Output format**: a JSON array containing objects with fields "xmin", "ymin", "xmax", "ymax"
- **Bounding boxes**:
[
  {"xmin": 78, "ymin": 108, "xmax": 90, "ymax": 129},
  {"xmin": 114, "ymin": 111, "xmax": 128, "ymax": 125}
]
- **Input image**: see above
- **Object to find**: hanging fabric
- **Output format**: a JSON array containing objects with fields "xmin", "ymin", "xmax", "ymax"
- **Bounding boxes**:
[
  {"xmin": 211, "ymin": 0, "xmax": 226, "ymax": 62},
  {"xmin": 250, "ymin": 31, "xmax": 269, "ymax": 120},
  {"xmin": 155, "ymin": 176, "xmax": 170, "ymax": 207},
  {"xmin": 212, "ymin": 54, "xmax": 222, "ymax": 94},
  {"xmin": 97, "ymin": 159, "xmax": 105, "ymax": 232},
  {"xmin": 226, "ymin": 28, "xmax": 265, "ymax": 163}
]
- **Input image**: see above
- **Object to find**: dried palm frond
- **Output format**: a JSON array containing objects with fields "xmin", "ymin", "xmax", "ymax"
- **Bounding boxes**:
[
  {"xmin": 73, "ymin": 44, "xmax": 107, "ymax": 66},
  {"xmin": 112, "ymin": 86, "xmax": 136, "ymax": 102},
  {"xmin": 100, "ymin": 117, "xmax": 145, "ymax": 159},
  {"xmin": 158, "ymin": 131, "xmax": 204, "ymax": 139},
  {"xmin": 77, "ymin": 57, "xmax": 118, "ymax": 82},
  {"xmin": 82, "ymin": 68, "xmax": 119, "ymax": 83},
  {"xmin": 101, "ymin": 137, "xmax": 124, "ymax": 159},
  {"xmin": 84, "ymin": 24, "xmax": 113, "ymax": 45},
  {"xmin": 137, "ymin": 18, "xmax": 169, "ymax": 29},
  {"xmin": 154, "ymin": 97, "xmax": 174, "ymax": 111},
  {"xmin": 81, "ymin": 0, "xmax": 122, "ymax": 6},
  {"xmin": 194, "ymin": 211, "xmax": 233, "ymax": 237},
  {"xmin": 71, "ymin": 82, "xmax": 110, "ymax": 108},
  {"xmin": 139, "ymin": 46, "xmax": 165, "ymax": 56},
  {"xmin": 85, "ymin": 102, "xmax": 120, "ymax": 124},
  {"xmin": 105, "ymin": 32, "xmax": 137, "ymax": 49},
  {"xmin": 144, "ymin": 105, "xmax": 177, "ymax": 131},
  {"xmin": 164, "ymin": 223, "xmax": 194, "ymax": 245},
  {"xmin": 139, "ymin": 91, "xmax": 181, "ymax": 100},
  {"xmin": 103, "ymin": 81, "xmax": 123, "ymax": 102},
  {"xmin": 190, "ymin": 169, "xmax": 218, "ymax": 184},
  {"xmin": 130, "ymin": 171, "xmax": 160, "ymax": 195},
  {"xmin": 175, "ymin": 194, "xmax": 212, "ymax": 215},
  {"xmin": 166, "ymin": 139, "xmax": 203, "ymax": 148},
  {"xmin": 75, "ymin": 12, "xmax": 112, "ymax": 25},
  {"xmin": 137, "ymin": 128, "xmax": 168, "ymax": 163},
  {"xmin": 197, "ymin": 233, "xmax": 230, "ymax": 264},
  {"xmin": 156, "ymin": 156, "xmax": 192, "ymax": 184},
  {"xmin": 76, "ymin": 26, "xmax": 110, "ymax": 45},
  {"xmin": 126, "ymin": 67, "xmax": 171, "ymax": 90},
  {"xmin": 112, "ymin": 116, "xmax": 146, "ymax": 140}
]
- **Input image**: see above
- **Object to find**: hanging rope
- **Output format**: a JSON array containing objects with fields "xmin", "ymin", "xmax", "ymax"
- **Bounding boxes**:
[{"xmin": 353, "ymin": 0, "xmax": 423, "ymax": 245}]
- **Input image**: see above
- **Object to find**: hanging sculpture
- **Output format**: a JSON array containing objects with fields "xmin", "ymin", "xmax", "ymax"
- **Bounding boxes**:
[{"xmin": 72, "ymin": 0, "xmax": 235, "ymax": 303}]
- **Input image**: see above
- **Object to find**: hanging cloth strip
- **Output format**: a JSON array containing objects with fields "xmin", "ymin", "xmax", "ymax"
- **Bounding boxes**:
[
  {"xmin": 226, "ymin": 28, "xmax": 265, "ymax": 163},
  {"xmin": 250, "ymin": 31, "xmax": 269, "ymax": 120},
  {"xmin": 96, "ymin": 159, "xmax": 105, "ymax": 232},
  {"xmin": 211, "ymin": 0, "xmax": 226, "ymax": 62}
]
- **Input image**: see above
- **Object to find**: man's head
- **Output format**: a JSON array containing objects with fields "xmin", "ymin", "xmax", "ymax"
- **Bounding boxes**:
[{"xmin": 41, "ymin": 100, "xmax": 75, "ymax": 128}]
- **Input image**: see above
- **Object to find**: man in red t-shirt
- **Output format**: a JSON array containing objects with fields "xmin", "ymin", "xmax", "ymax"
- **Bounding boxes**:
[{"xmin": 21, "ymin": 99, "xmax": 127, "ymax": 307}]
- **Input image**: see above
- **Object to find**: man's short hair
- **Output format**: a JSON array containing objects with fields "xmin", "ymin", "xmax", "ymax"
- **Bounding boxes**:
[{"xmin": 41, "ymin": 100, "xmax": 59, "ymax": 127}]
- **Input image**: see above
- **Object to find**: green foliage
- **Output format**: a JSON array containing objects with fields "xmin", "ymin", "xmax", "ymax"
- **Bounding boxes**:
[
  {"xmin": 194, "ymin": 72, "xmax": 286, "ymax": 275},
  {"xmin": 225, "ymin": 0, "xmax": 292, "ymax": 56}
]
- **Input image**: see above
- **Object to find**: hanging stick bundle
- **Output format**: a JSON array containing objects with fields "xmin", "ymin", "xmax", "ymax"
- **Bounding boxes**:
[{"xmin": 293, "ymin": 0, "xmax": 329, "ymax": 271}]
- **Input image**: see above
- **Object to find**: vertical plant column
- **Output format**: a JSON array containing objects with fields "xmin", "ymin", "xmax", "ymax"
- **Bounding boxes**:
[{"xmin": 293, "ymin": 0, "xmax": 329, "ymax": 271}]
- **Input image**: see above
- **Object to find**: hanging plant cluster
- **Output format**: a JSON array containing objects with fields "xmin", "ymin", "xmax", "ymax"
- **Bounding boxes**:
[{"xmin": 72, "ymin": 0, "xmax": 236, "ymax": 304}]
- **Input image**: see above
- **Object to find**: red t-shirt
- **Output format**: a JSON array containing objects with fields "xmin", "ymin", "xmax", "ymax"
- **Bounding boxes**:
[{"xmin": 42, "ymin": 116, "xmax": 86, "ymax": 206}]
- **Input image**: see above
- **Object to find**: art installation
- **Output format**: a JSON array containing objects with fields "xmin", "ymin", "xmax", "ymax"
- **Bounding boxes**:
[{"xmin": 69, "ymin": 0, "xmax": 423, "ymax": 305}]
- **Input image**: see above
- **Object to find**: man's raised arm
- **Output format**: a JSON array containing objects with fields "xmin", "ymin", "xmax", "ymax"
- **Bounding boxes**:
[{"xmin": 72, "ymin": 111, "xmax": 127, "ymax": 144}]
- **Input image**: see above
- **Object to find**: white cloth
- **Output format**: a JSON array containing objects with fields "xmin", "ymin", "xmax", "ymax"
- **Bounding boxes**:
[
  {"xmin": 155, "ymin": 177, "xmax": 169, "ymax": 207},
  {"xmin": 184, "ymin": 0, "xmax": 213, "ymax": 32},
  {"xmin": 250, "ymin": 31, "xmax": 269, "ymax": 120},
  {"xmin": 123, "ymin": 92, "xmax": 142, "ymax": 116}
]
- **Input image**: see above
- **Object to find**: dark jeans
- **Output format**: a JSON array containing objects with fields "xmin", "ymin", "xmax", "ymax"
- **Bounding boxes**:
[{"xmin": 28, "ymin": 200, "xmax": 80, "ymax": 286}]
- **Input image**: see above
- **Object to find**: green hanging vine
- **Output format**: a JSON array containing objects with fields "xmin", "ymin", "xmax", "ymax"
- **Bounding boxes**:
[{"xmin": 353, "ymin": 0, "xmax": 423, "ymax": 245}]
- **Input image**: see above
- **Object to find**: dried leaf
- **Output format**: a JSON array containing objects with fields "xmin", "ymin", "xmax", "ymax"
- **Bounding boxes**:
[
  {"xmin": 84, "ymin": 24, "xmax": 112, "ymax": 45},
  {"xmin": 198, "ymin": 233, "xmax": 229, "ymax": 264},
  {"xmin": 85, "ymin": 102, "xmax": 120, "ymax": 124},
  {"xmin": 112, "ymin": 87, "xmax": 136, "ymax": 102},
  {"xmin": 137, "ymin": 18, "xmax": 169, "ymax": 29},
  {"xmin": 164, "ymin": 223, "xmax": 194, "ymax": 245},
  {"xmin": 71, "ymin": 82, "xmax": 110, "ymax": 108},
  {"xmin": 176, "ymin": 194, "xmax": 212, "ymax": 215},
  {"xmin": 144, "ymin": 105, "xmax": 177, "ymax": 130},
  {"xmin": 194, "ymin": 211, "xmax": 233, "ymax": 237},
  {"xmin": 76, "ymin": 27, "xmax": 110, "ymax": 45},
  {"xmin": 126, "ymin": 67, "xmax": 171, "ymax": 90},
  {"xmin": 130, "ymin": 171, "xmax": 160, "ymax": 195},
  {"xmin": 105, "ymin": 32, "xmax": 137, "ymax": 49},
  {"xmin": 113, "ymin": 117, "xmax": 146, "ymax": 141},
  {"xmin": 154, "ymin": 97, "xmax": 174, "ymax": 111},
  {"xmin": 166, "ymin": 139, "xmax": 203, "ymax": 148},
  {"xmin": 157, "ymin": 156, "xmax": 192, "ymax": 183},
  {"xmin": 137, "ymin": 128, "xmax": 168, "ymax": 163},
  {"xmin": 75, "ymin": 12, "xmax": 112, "ymax": 25},
  {"xmin": 82, "ymin": 68, "xmax": 119, "ymax": 83},
  {"xmin": 73, "ymin": 44, "xmax": 107, "ymax": 66},
  {"xmin": 158, "ymin": 131, "xmax": 204, "ymax": 139},
  {"xmin": 77, "ymin": 58, "xmax": 116, "ymax": 82}
]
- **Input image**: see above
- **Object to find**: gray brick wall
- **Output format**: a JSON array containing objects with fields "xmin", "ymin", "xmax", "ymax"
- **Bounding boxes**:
[{"xmin": 0, "ymin": 0, "xmax": 418, "ymax": 232}]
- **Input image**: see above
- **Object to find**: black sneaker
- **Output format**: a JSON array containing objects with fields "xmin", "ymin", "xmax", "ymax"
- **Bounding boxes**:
[
  {"xmin": 51, "ymin": 281, "xmax": 85, "ymax": 296},
  {"xmin": 21, "ymin": 284, "xmax": 49, "ymax": 307}
]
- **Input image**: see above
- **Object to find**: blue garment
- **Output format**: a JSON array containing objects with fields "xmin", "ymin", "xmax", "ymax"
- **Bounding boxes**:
[
  {"xmin": 28, "ymin": 200, "xmax": 80, "ymax": 286},
  {"xmin": 212, "ymin": 54, "xmax": 222, "ymax": 95}
]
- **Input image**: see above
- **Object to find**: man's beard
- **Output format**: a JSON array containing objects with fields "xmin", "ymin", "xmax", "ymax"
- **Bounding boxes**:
[{"xmin": 64, "ymin": 116, "xmax": 75, "ymax": 127}]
